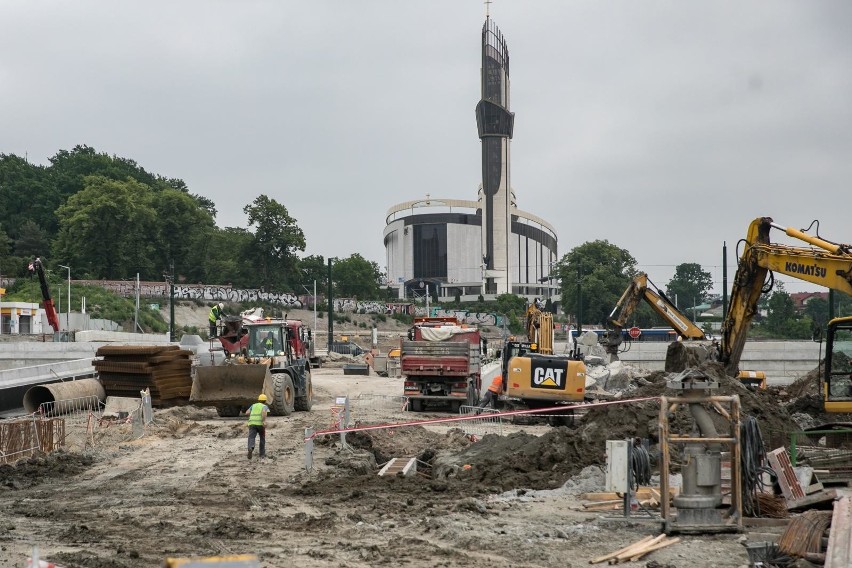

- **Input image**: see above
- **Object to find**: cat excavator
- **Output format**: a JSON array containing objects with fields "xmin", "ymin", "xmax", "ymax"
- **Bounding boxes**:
[
  {"xmin": 497, "ymin": 300, "xmax": 587, "ymax": 421},
  {"xmin": 671, "ymin": 217, "xmax": 852, "ymax": 412}
]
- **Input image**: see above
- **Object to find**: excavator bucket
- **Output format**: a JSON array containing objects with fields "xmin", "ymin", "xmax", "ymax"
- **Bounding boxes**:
[{"xmin": 190, "ymin": 364, "xmax": 273, "ymax": 417}]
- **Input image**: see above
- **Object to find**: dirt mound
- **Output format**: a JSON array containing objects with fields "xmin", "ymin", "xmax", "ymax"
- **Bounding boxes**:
[
  {"xmin": 0, "ymin": 449, "xmax": 96, "ymax": 490},
  {"xmin": 344, "ymin": 425, "xmax": 473, "ymax": 465},
  {"xmin": 580, "ymin": 362, "xmax": 801, "ymax": 449},
  {"xmin": 432, "ymin": 428, "xmax": 601, "ymax": 491}
]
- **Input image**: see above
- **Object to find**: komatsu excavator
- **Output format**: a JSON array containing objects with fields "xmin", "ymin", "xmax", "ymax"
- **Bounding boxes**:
[{"xmin": 671, "ymin": 217, "xmax": 852, "ymax": 412}]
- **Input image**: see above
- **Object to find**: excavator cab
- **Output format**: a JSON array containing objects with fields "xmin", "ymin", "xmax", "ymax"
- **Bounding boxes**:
[{"xmin": 825, "ymin": 316, "xmax": 852, "ymax": 412}]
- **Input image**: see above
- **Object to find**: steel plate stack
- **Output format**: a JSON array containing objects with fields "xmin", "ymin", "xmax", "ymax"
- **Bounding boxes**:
[{"xmin": 94, "ymin": 345, "xmax": 193, "ymax": 404}]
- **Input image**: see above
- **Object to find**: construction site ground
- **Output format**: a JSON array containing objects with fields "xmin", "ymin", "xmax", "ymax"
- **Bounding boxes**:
[{"xmin": 4, "ymin": 365, "xmax": 831, "ymax": 568}]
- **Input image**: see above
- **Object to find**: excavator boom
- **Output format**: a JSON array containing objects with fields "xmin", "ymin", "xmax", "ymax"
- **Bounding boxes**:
[
  {"xmin": 720, "ymin": 217, "xmax": 852, "ymax": 377},
  {"xmin": 606, "ymin": 273, "xmax": 705, "ymax": 357},
  {"xmin": 29, "ymin": 258, "xmax": 60, "ymax": 333}
]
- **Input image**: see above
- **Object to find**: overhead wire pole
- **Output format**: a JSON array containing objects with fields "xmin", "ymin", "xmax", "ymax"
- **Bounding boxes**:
[
  {"xmin": 327, "ymin": 259, "xmax": 333, "ymax": 353},
  {"xmin": 58, "ymin": 264, "xmax": 70, "ymax": 337}
]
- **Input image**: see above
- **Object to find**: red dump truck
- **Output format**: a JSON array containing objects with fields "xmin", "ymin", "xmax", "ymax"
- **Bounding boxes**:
[{"xmin": 402, "ymin": 317, "xmax": 482, "ymax": 412}]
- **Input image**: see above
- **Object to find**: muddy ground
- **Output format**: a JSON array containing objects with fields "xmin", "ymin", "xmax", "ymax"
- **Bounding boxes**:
[{"xmin": 0, "ymin": 367, "xmax": 831, "ymax": 567}]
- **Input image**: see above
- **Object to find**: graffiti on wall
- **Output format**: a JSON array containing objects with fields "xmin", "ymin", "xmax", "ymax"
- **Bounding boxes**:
[
  {"xmin": 331, "ymin": 299, "xmax": 414, "ymax": 315},
  {"xmin": 77, "ymin": 280, "xmax": 303, "ymax": 308}
]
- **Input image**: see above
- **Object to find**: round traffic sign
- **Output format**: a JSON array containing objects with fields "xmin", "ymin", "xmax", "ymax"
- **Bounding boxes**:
[{"xmin": 628, "ymin": 326, "xmax": 642, "ymax": 339}]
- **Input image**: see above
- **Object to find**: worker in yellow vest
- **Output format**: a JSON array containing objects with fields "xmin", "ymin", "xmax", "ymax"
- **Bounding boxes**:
[{"xmin": 246, "ymin": 393, "xmax": 269, "ymax": 460}]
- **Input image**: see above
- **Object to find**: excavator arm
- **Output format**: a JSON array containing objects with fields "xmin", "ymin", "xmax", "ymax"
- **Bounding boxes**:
[
  {"xmin": 720, "ymin": 217, "xmax": 852, "ymax": 376},
  {"xmin": 29, "ymin": 257, "xmax": 60, "ymax": 333},
  {"xmin": 605, "ymin": 273, "xmax": 706, "ymax": 356}
]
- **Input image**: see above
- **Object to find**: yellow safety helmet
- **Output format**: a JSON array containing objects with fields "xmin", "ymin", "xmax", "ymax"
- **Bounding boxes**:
[{"xmin": 257, "ymin": 394, "xmax": 268, "ymax": 402}]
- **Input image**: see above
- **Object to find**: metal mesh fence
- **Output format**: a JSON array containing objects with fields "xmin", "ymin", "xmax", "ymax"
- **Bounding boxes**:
[
  {"xmin": 0, "ymin": 415, "xmax": 65, "ymax": 465},
  {"xmin": 458, "ymin": 405, "xmax": 503, "ymax": 437}
]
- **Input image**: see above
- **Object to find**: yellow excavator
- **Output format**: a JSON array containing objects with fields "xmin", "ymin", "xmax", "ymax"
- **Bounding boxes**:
[
  {"xmin": 722, "ymin": 217, "xmax": 852, "ymax": 411},
  {"xmin": 672, "ymin": 217, "xmax": 852, "ymax": 412},
  {"xmin": 605, "ymin": 272, "xmax": 767, "ymax": 388},
  {"xmin": 604, "ymin": 272, "xmax": 707, "ymax": 355},
  {"xmin": 498, "ymin": 300, "xmax": 587, "ymax": 421}
]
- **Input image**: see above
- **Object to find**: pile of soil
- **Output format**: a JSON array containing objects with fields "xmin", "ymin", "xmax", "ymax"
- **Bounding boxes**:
[
  {"xmin": 433, "ymin": 428, "xmax": 602, "ymax": 491},
  {"xmin": 580, "ymin": 362, "xmax": 801, "ymax": 448},
  {"xmin": 0, "ymin": 449, "xmax": 95, "ymax": 490}
]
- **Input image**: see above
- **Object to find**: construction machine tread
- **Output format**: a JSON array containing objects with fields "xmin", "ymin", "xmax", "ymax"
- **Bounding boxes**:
[
  {"xmin": 294, "ymin": 369, "xmax": 313, "ymax": 412},
  {"xmin": 271, "ymin": 373, "xmax": 295, "ymax": 416}
]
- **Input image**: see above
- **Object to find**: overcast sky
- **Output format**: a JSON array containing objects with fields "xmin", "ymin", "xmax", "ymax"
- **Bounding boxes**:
[{"xmin": 2, "ymin": 1, "xmax": 850, "ymax": 295}]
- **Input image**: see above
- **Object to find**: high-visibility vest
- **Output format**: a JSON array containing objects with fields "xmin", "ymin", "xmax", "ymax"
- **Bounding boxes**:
[
  {"xmin": 263, "ymin": 337, "xmax": 274, "ymax": 350},
  {"xmin": 209, "ymin": 306, "xmax": 221, "ymax": 323},
  {"xmin": 488, "ymin": 376, "xmax": 503, "ymax": 394},
  {"xmin": 247, "ymin": 403, "xmax": 267, "ymax": 426}
]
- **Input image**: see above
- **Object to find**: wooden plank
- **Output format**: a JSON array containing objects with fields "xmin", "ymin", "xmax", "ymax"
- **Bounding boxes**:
[
  {"xmin": 629, "ymin": 537, "xmax": 681, "ymax": 562},
  {"xmin": 825, "ymin": 496, "xmax": 852, "ymax": 568},
  {"xmin": 589, "ymin": 535, "xmax": 655, "ymax": 564},
  {"xmin": 611, "ymin": 534, "xmax": 666, "ymax": 563}
]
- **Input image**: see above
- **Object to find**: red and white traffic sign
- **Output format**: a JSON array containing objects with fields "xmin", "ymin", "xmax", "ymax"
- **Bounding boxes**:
[{"xmin": 628, "ymin": 327, "xmax": 642, "ymax": 339}]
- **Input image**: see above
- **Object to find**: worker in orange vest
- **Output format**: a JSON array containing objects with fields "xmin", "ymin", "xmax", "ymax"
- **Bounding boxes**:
[{"xmin": 478, "ymin": 375, "xmax": 503, "ymax": 409}]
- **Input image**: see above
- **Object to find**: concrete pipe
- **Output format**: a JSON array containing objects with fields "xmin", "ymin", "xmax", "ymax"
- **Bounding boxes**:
[{"xmin": 23, "ymin": 378, "xmax": 106, "ymax": 415}]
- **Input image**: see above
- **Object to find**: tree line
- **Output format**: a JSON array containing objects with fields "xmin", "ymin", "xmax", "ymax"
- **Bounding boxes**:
[{"xmin": 0, "ymin": 145, "xmax": 382, "ymax": 298}]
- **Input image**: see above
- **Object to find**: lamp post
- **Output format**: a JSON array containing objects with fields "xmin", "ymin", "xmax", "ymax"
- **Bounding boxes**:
[
  {"xmin": 58, "ymin": 265, "xmax": 70, "ymax": 333},
  {"xmin": 301, "ymin": 281, "xmax": 318, "ymax": 333}
]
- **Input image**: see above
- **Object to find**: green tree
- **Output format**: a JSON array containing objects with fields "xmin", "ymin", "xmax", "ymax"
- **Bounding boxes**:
[
  {"xmin": 53, "ymin": 176, "xmax": 157, "ymax": 279},
  {"xmin": 804, "ymin": 297, "xmax": 830, "ymax": 330},
  {"xmin": 557, "ymin": 240, "xmax": 638, "ymax": 327},
  {"xmin": 764, "ymin": 284, "xmax": 796, "ymax": 336},
  {"xmin": 13, "ymin": 220, "xmax": 51, "ymax": 257},
  {"xmin": 244, "ymin": 195, "xmax": 306, "ymax": 291},
  {"xmin": 0, "ymin": 154, "xmax": 56, "ymax": 235},
  {"xmin": 152, "ymin": 188, "xmax": 216, "ymax": 282},
  {"xmin": 297, "ymin": 254, "xmax": 327, "ymax": 291},
  {"xmin": 333, "ymin": 253, "xmax": 381, "ymax": 299},
  {"xmin": 200, "ymin": 227, "xmax": 255, "ymax": 287},
  {"xmin": 665, "ymin": 263, "xmax": 713, "ymax": 313}
]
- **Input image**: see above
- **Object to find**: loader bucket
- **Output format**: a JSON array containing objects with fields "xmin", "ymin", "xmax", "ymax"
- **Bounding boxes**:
[{"xmin": 190, "ymin": 364, "xmax": 273, "ymax": 416}]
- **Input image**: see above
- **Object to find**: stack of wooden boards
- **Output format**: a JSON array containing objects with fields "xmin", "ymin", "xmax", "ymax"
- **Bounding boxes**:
[
  {"xmin": 577, "ymin": 487, "xmax": 675, "ymax": 512},
  {"xmin": 590, "ymin": 534, "xmax": 680, "ymax": 564},
  {"xmin": 94, "ymin": 345, "xmax": 193, "ymax": 404}
]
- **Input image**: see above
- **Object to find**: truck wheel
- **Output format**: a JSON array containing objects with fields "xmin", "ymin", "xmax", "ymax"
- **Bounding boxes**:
[
  {"xmin": 409, "ymin": 399, "xmax": 423, "ymax": 412},
  {"xmin": 294, "ymin": 369, "xmax": 313, "ymax": 411},
  {"xmin": 271, "ymin": 373, "xmax": 296, "ymax": 416}
]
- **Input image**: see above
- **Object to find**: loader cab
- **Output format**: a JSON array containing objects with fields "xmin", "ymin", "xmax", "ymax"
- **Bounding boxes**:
[
  {"xmin": 824, "ymin": 316, "xmax": 852, "ymax": 412},
  {"xmin": 248, "ymin": 324, "xmax": 285, "ymax": 357}
]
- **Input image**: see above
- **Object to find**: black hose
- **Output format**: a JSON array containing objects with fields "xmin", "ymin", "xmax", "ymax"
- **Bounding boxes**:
[
  {"xmin": 631, "ymin": 442, "xmax": 651, "ymax": 488},
  {"xmin": 740, "ymin": 415, "xmax": 774, "ymax": 517}
]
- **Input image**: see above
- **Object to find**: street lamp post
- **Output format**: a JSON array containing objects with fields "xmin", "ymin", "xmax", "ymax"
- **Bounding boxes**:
[{"xmin": 58, "ymin": 265, "xmax": 70, "ymax": 334}]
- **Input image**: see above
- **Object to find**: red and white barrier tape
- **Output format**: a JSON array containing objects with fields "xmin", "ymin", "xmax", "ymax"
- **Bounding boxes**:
[{"xmin": 304, "ymin": 396, "xmax": 660, "ymax": 441}]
